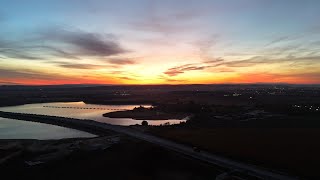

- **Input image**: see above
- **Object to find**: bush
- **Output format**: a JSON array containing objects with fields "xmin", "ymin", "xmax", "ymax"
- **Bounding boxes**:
[{"xmin": 141, "ymin": 120, "xmax": 148, "ymax": 126}]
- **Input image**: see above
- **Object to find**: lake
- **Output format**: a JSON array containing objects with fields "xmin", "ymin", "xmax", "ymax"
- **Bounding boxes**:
[
  {"xmin": 0, "ymin": 101, "xmax": 187, "ymax": 126},
  {"xmin": 0, "ymin": 117, "xmax": 96, "ymax": 140}
]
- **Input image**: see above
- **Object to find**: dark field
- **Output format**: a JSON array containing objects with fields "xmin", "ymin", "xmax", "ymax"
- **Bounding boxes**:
[
  {"xmin": 150, "ymin": 127, "xmax": 320, "ymax": 179},
  {"xmin": 1, "ymin": 137, "xmax": 221, "ymax": 180}
]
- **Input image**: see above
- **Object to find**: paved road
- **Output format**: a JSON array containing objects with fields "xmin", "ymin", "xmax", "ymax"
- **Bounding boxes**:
[{"xmin": 0, "ymin": 112, "xmax": 299, "ymax": 180}]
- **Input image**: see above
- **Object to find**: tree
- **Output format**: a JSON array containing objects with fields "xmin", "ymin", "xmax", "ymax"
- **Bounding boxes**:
[{"xmin": 141, "ymin": 120, "xmax": 148, "ymax": 126}]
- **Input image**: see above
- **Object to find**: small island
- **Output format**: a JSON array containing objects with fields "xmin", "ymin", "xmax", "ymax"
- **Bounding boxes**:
[{"xmin": 103, "ymin": 106, "xmax": 188, "ymax": 120}]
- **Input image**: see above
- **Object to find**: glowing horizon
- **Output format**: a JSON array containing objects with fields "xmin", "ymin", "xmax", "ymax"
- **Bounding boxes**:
[{"xmin": 0, "ymin": 0, "xmax": 320, "ymax": 85}]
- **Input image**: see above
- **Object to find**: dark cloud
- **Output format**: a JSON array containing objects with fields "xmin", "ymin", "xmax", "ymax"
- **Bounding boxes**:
[
  {"xmin": 40, "ymin": 27, "xmax": 127, "ymax": 57},
  {"xmin": 164, "ymin": 54, "xmax": 320, "ymax": 76},
  {"xmin": 0, "ymin": 67, "xmax": 108, "ymax": 84},
  {"xmin": 0, "ymin": 39, "xmax": 79, "ymax": 60},
  {"xmin": 47, "ymin": 60, "xmax": 129, "ymax": 69},
  {"xmin": 107, "ymin": 58, "xmax": 136, "ymax": 65},
  {"xmin": 117, "ymin": 76, "xmax": 135, "ymax": 81},
  {"xmin": 164, "ymin": 63, "xmax": 195, "ymax": 76},
  {"xmin": 0, "ymin": 68, "xmax": 63, "ymax": 80},
  {"xmin": 0, "ymin": 39, "xmax": 25, "ymax": 59},
  {"xmin": 0, "ymin": 45, "xmax": 82, "ymax": 61},
  {"xmin": 59, "ymin": 64, "xmax": 100, "ymax": 69},
  {"xmin": 53, "ymin": 62, "xmax": 106, "ymax": 69},
  {"xmin": 164, "ymin": 59, "xmax": 224, "ymax": 76},
  {"xmin": 164, "ymin": 69, "xmax": 183, "ymax": 76},
  {"xmin": 0, "ymin": 27, "xmax": 127, "ymax": 61}
]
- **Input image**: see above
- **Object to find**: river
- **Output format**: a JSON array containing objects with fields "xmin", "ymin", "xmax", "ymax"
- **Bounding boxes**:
[
  {"xmin": 0, "ymin": 117, "xmax": 96, "ymax": 140},
  {"xmin": 0, "ymin": 101, "xmax": 186, "ymax": 139}
]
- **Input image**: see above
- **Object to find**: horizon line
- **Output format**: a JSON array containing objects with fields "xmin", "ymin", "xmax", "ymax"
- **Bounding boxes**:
[{"xmin": 1, "ymin": 83, "xmax": 320, "ymax": 86}]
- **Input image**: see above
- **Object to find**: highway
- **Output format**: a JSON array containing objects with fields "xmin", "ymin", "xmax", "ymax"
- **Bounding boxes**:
[{"xmin": 0, "ymin": 111, "xmax": 299, "ymax": 180}]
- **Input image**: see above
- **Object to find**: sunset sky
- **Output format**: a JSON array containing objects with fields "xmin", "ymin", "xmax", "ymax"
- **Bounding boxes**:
[{"xmin": 0, "ymin": 0, "xmax": 320, "ymax": 85}]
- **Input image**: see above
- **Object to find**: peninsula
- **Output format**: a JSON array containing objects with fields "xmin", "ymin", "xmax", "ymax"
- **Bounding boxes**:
[{"xmin": 103, "ymin": 106, "xmax": 188, "ymax": 120}]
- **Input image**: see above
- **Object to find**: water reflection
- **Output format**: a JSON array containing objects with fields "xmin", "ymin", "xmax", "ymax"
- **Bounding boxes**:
[
  {"xmin": 0, "ymin": 117, "xmax": 96, "ymax": 140},
  {"xmin": 0, "ymin": 102, "xmax": 187, "ymax": 126}
]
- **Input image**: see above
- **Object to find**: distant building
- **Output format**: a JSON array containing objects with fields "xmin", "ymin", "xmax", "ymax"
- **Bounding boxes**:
[{"xmin": 232, "ymin": 93, "xmax": 241, "ymax": 97}]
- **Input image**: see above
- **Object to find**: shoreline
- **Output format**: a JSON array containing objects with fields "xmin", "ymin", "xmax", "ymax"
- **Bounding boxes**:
[
  {"xmin": 0, "ymin": 100, "xmax": 152, "ymax": 108},
  {"xmin": 0, "ymin": 101, "xmax": 188, "ymax": 121},
  {"xmin": 103, "ymin": 110, "xmax": 188, "ymax": 120}
]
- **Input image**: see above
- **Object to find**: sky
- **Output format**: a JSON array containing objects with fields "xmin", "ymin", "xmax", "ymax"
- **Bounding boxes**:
[{"xmin": 0, "ymin": 0, "xmax": 320, "ymax": 85}]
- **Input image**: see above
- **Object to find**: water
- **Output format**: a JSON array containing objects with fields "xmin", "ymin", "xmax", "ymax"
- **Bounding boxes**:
[
  {"xmin": 0, "ymin": 101, "xmax": 187, "ymax": 126},
  {"xmin": 0, "ymin": 117, "xmax": 96, "ymax": 140}
]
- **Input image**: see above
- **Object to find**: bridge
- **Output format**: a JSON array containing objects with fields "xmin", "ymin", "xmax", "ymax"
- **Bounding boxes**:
[{"xmin": 43, "ymin": 106, "xmax": 129, "ymax": 111}]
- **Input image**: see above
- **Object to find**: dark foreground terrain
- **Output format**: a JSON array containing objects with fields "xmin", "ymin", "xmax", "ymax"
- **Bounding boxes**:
[
  {"xmin": 1, "ymin": 84, "xmax": 320, "ymax": 179},
  {"xmin": 0, "ymin": 137, "xmax": 222, "ymax": 180},
  {"xmin": 149, "ymin": 127, "xmax": 320, "ymax": 179}
]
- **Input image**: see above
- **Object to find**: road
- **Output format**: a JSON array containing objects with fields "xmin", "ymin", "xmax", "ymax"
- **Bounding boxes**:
[
  {"xmin": 99, "ymin": 124, "xmax": 298, "ymax": 180},
  {"xmin": 0, "ymin": 111, "xmax": 299, "ymax": 180}
]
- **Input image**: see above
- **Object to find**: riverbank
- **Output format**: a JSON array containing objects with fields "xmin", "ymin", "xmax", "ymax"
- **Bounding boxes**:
[
  {"xmin": 104, "ymin": 110, "xmax": 187, "ymax": 120},
  {"xmin": 103, "ymin": 106, "xmax": 188, "ymax": 120}
]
